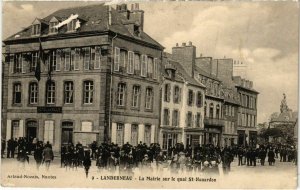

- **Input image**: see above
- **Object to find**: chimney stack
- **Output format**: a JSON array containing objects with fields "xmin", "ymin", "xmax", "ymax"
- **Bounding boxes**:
[
  {"xmin": 182, "ymin": 42, "xmax": 186, "ymax": 46},
  {"xmin": 108, "ymin": 6, "xmax": 112, "ymax": 25},
  {"xmin": 131, "ymin": 4, "xmax": 134, "ymax": 10},
  {"xmin": 176, "ymin": 43, "xmax": 178, "ymax": 47},
  {"xmin": 135, "ymin": 3, "xmax": 139, "ymax": 10},
  {"xmin": 188, "ymin": 41, "xmax": 192, "ymax": 46}
]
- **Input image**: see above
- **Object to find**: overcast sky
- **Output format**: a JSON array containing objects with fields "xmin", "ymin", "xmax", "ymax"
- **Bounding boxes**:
[{"xmin": 2, "ymin": 1, "xmax": 299, "ymax": 124}]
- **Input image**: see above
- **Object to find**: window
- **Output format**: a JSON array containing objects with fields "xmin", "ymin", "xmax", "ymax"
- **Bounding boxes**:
[
  {"xmin": 141, "ymin": 54, "xmax": 147, "ymax": 77},
  {"xmin": 232, "ymin": 106, "xmax": 235, "ymax": 116},
  {"xmin": 132, "ymin": 85, "xmax": 140, "ymax": 108},
  {"xmin": 116, "ymin": 123, "xmax": 124, "ymax": 146},
  {"xmin": 29, "ymin": 82, "xmax": 38, "ymax": 104},
  {"xmin": 117, "ymin": 83, "xmax": 126, "ymax": 106},
  {"xmin": 162, "ymin": 134, "xmax": 167, "ymax": 149},
  {"xmin": 44, "ymin": 120, "xmax": 54, "ymax": 144},
  {"xmin": 67, "ymin": 19, "xmax": 77, "ymax": 32},
  {"xmin": 32, "ymin": 24, "xmax": 40, "ymax": 35},
  {"xmin": 55, "ymin": 49, "xmax": 62, "ymax": 71},
  {"xmin": 172, "ymin": 110, "xmax": 179, "ymax": 127},
  {"xmin": 120, "ymin": 50, "xmax": 127, "ymax": 72},
  {"xmin": 216, "ymin": 104, "xmax": 220, "ymax": 119},
  {"xmin": 64, "ymin": 49, "xmax": 71, "ymax": 71},
  {"xmin": 134, "ymin": 53, "xmax": 140, "ymax": 75},
  {"xmin": 127, "ymin": 51, "xmax": 134, "ymax": 74},
  {"xmin": 12, "ymin": 120, "xmax": 20, "ymax": 139},
  {"xmin": 173, "ymin": 86, "xmax": 180, "ymax": 103},
  {"xmin": 46, "ymin": 81, "xmax": 55, "ymax": 104},
  {"xmin": 73, "ymin": 48, "xmax": 80, "ymax": 70},
  {"xmin": 49, "ymin": 22, "xmax": 58, "ymax": 34},
  {"xmin": 209, "ymin": 103, "xmax": 214, "ymax": 118},
  {"xmin": 163, "ymin": 109, "xmax": 170, "ymax": 126},
  {"xmin": 164, "ymin": 84, "xmax": 171, "ymax": 102},
  {"xmin": 147, "ymin": 57, "xmax": 153, "ymax": 78},
  {"xmin": 131, "ymin": 124, "xmax": 138, "ymax": 146},
  {"xmin": 196, "ymin": 113, "xmax": 201, "ymax": 128},
  {"xmin": 204, "ymin": 102, "xmax": 207, "ymax": 117},
  {"xmin": 187, "ymin": 112, "xmax": 193, "ymax": 127},
  {"xmin": 13, "ymin": 83, "xmax": 22, "ymax": 104},
  {"xmin": 81, "ymin": 121, "xmax": 92, "ymax": 132},
  {"xmin": 64, "ymin": 81, "xmax": 74, "ymax": 104},
  {"xmin": 31, "ymin": 52, "xmax": 38, "ymax": 72},
  {"xmin": 196, "ymin": 91, "xmax": 203, "ymax": 107},
  {"xmin": 114, "ymin": 47, "xmax": 120, "ymax": 71},
  {"xmin": 153, "ymin": 58, "xmax": 158, "ymax": 79},
  {"xmin": 14, "ymin": 54, "xmax": 22, "ymax": 73},
  {"xmin": 144, "ymin": 125, "xmax": 151, "ymax": 146},
  {"xmin": 145, "ymin": 87, "xmax": 153, "ymax": 110},
  {"xmin": 83, "ymin": 47, "xmax": 91, "ymax": 70},
  {"xmin": 92, "ymin": 46, "xmax": 101, "ymax": 69},
  {"xmin": 49, "ymin": 50, "xmax": 56, "ymax": 72},
  {"xmin": 83, "ymin": 81, "xmax": 94, "ymax": 104},
  {"xmin": 188, "ymin": 90, "xmax": 194, "ymax": 106}
]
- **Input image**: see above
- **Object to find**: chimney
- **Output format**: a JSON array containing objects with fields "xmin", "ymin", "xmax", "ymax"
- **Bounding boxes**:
[
  {"xmin": 188, "ymin": 41, "xmax": 192, "ymax": 46},
  {"xmin": 129, "ymin": 3, "xmax": 144, "ymax": 31},
  {"xmin": 176, "ymin": 43, "xmax": 178, "ymax": 47},
  {"xmin": 172, "ymin": 42, "xmax": 196, "ymax": 78},
  {"xmin": 117, "ymin": 4, "xmax": 130, "ymax": 20}
]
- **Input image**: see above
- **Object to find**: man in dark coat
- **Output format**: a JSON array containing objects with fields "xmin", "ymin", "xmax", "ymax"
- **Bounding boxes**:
[
  {"xmin": 1, "ymin": 139, "xmax": 6, "ymax": 158},
  {"xmin": 34, "ymin": 142, "xmax": 44, "ymax": 170},
  {"xmin": 238, "ymin": 147, "xmax": 244, "ymax": 166},
  {"xmin": 83, "ymin": 150, "xmax": 92, "ymax": 178},
  {"xmin": 268, "ymin": 149, "xmax": 275, "ymax": 166},
  {"xmin": 90, "ymin": 141, "xmax": 97, "ymax": 160},
  {"xmin": 7, "ymin": 139, "xmax": 12, "ymax": 158},
  {"xmin": 259, "ymin": 148, "xmax": 267, "ymax": 166}
]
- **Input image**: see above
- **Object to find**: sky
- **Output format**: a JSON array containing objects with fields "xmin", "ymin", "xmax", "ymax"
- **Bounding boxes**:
[{"xmin": 2, "ymin": 1, "xmax": 299, "ymax": 124}]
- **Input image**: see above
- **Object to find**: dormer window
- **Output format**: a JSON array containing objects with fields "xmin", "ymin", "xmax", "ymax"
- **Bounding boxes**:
[
  {"xmin": 134, "ymin": 25, "xmax": 140, "ymax": 36},
  {"xmin": 49, "ymin": 22, "xmax": 58, "ymax": 34},
  {"xmin": 67, "ymin": 19, "xmax": 77, "ymax": 32},
  {"xmin": 32, "ymin": 24, "xmax": 41, "ymax": 36}
]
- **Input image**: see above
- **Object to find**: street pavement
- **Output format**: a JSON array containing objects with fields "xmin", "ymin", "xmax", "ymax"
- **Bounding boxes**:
[{"xmin": 1, "ymin": 155, "xmax": 298, "ymax": 188}]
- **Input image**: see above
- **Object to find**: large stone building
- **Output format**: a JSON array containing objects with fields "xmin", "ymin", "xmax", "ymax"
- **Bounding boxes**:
[
  {"xmin": 2, "ymin": 3, "xmax": 163, "ymax": 152},
  {"xmin": 2, "ymin": 3, "xmax": 259, "ymax": 151}
]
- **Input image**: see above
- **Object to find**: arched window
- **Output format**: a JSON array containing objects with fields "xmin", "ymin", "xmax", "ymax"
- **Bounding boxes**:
[{"xmin": 209, "ymin": 103, "xmax": 214, "ymax": 118}]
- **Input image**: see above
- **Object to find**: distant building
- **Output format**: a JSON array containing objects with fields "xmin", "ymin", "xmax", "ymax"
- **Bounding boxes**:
[{"xmin": 269, "ymin": 94, "xmax": 298, "ymax": 144}]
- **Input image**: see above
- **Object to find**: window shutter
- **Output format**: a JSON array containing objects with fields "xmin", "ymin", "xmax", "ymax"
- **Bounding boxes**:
[
  {"xmin": 185, "ymin": 113, "xmax": 188, "ymax": 127},
  {"xmin": 114, "ymin": 47, "xmax": 120, "ymax": 71},
  {"xmin": 168, "ymin": 84, "xmax": 171, "ymax": 102},
  {"xmin": 74, "ymin": 48, "xmax": 80, "ymax": 70},
  {"xmin": 94, "ymin": 47, "xmax": 101, "ymax": 69},
  {"xmin": 179, "ymin": 88, "xmax": 182, "ymax": 103},
  {"xmin": 167, "ymin": 109, "xmax": 170, "ymax": 126},
  {"xmin": 21, "ymin": 54, "xmax": 26, "ymax": 73},
  {"xmin": 56, "ymin": 51, "xmax": 61, "ymax": 71},
  {"xmin": 178, "ymin": 111, "xmax": 180, "ymax": 127},
  {"xmin": 193, "ymin": 91, "xmax": 195, "ymax": 106}
]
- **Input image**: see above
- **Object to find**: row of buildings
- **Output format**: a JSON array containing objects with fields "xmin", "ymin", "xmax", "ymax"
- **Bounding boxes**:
[{"xmin": 2, "ymin": 3, "xmax": 259, "ymax": 152}]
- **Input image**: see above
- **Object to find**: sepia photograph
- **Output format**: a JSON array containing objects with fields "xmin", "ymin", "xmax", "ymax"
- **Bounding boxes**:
[{"xmin": 1, "ymin": 1, "xmax": 299, "ymax": 189}]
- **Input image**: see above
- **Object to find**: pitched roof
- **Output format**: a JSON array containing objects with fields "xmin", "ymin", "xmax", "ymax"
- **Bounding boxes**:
[
  {"xmin": 4, "ymin": 4, "xmax": 163, "ymax": 49},
  {"xmin": 194, "ymin": 65, "xmax": 220, "ymax": 81},
  {"xmin": 271, "ymin": 110, "xmax": 298, "ymax": 123},
  {"xmin": 164, "ymin": 60, "xmax": 206, "ymax": 88}
]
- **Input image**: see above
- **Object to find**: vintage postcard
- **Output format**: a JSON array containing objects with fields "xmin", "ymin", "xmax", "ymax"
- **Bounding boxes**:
[{"xmin": 1, "ymin": 1, "xmax": 298, "ymax": 189}]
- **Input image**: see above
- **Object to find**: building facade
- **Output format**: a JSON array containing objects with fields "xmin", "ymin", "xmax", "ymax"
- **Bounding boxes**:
[
  {"xmin": 159, "ymin": 53, "xmax": 206, "ymax": 150},
  {"xmin": 2, "ymin": 3, "xmax": 163, "ymax": 152}
]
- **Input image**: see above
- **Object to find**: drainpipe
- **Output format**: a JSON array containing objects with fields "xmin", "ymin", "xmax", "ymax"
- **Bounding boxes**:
[{"xmin": 108, "ymin": 32, "xmax": 117, "ymax": 143}]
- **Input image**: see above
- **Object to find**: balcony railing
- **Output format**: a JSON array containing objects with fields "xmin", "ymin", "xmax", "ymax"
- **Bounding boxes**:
[{"xmin": 204, "ymin": 117, "xmax": 225, "ymax": 127}]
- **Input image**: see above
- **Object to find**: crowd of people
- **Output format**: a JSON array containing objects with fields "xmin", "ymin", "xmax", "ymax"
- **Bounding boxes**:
[{"xmin": 1, "ymin": 137, "xmax": 297, "ymax": 178}]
